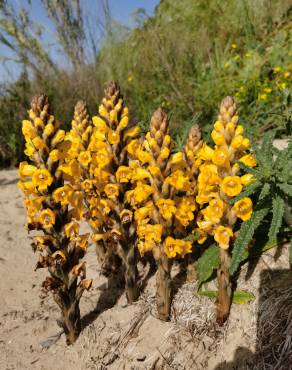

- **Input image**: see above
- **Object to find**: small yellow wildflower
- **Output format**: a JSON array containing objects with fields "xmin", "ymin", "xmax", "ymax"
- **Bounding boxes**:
[
  {"xmin": 32, "ymin": 169, "xmax": 53, "ymax": 191},
  {"xmin": 116, "ymin": 166, "xmax": 132, "ymax": 183},
  {"xmin": 64, "ymin": 221, "xmax": 79, "ymax": 240},
  {"xmin": 53, "ymin": 185, "xmax": 72, "ymax": 206},
  {"xmin": 233, "ymin": 197, "xmax": 253, "ymax": 221},
  {"xmin": 104, "ymin": 183, "xmax": 119, "ymax": 199},
  {"xmin": 239, "ymin": 153, "xmax": 257, "ymax": 167},
  {"xmin": 214, "ymin": 225, "xmax": 233, "ymax": 250},
  {"xmin": 202, "ymin": 198, "xmax": 225, "ymax": 223},
  {"xmin": 39, "ymin": 209, "xmax": 56, "ymax": 228},
  {"xmin": 156, "ymin": 198, "xmax": 176, "ymax": 220},
  {"xmin": 107, "ymin": 130, "xmax": 120, "ymax": 145},
  {"xmin": 221, "ymin": 176, "xmax": 242, "ymax": 197},
  {"xmin": 78, "ymin": 151, "xmax": 92, "ymax": 167}
]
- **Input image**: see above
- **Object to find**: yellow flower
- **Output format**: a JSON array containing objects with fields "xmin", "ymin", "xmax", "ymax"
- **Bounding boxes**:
[
  {"xmin": 159, "ymin": 147, "xmax": 170, "ymax": 160},
  {"xmin": 118, "ymin": 116, "xmax": 129, "ymax": 130},
  {"xmin": 131, "ymin": 167, "xmax": 151, "ymax": 181},
  {"xmin": 92, "ymin": 116, "xmax": 108, "ymax": 133},
  {"xmin": 196, "ymin": 189, "xmax": 218, "ymax": 205},
  {"xmin": 39, "ymin": 209, "xmax": 56, "ymax": 228},
  {"xmin": 221, "ymin": 176, "xmax": 242, "ymax": 197},
  {"xmin": 231, "ymin": 135, "xmax": 244, "ymax": 149},
  {"xmin": 107, "ymin": 130, "xmax": 120, "ymax": 145},
  {"xmin": 49, "ymin": 149, "xmax": 60, "ymax": 162},
  {"xmin": 197, "ymin": 143, "xmax": 214, "ymax": 161},
  {"xmin": 202, "ymin": 198, "xmax": 225, "ymax": 223},
  {"xmin": 241, "ymin": 173, "xmax": 254, "ymax": 186},
  {"xmin": 104, "ymin": 183, "xmax": 119, "ymax": 199},
  {"xmin": 233, "ymin": 197, "xmax": 253, "ymax": 221},
  {"xmin": 32, "ymin": 136, "xmax": 46, "ymax": 150},
  {"xmin": 138, "ymin": 240, "xmax": 155, "ymax": 256},
  {"xmin": 44, "ymin": 123, "xmax": 55, "ymax": 136},
  {"xmin": 166, "ymin": 170, "xmax": 191, "ymax": 191},
  {"xmin": 156, "ymin": 198, "xmax": 176, "ymax": 220},
  {"xmin": 32, "ymin": 169, "xmax": 53, "ymax": 191},
  {"xmin": 25, "ymin": 196, "xmax": 45, "ymax": 216},
  {"xmin": 126, "ymin": 182, "xmax": 154, "ymax": 206},
  {"xmin": 214, "ymin": 226, "xmax": 233, "ymax": 250},
  {"xmin": 137, "ymin": 223, "xmax": 163, "ymax": 242},
  {"xmin": 64, "ymin": 221, "xmax": 79, "ymax": 240},
  {"xmin": 109, "ymin": 110, "xmax": 117, "ymax": 124},
  {"xmin": 214, "ymin": 121, "xmax": 224, "ymax": 131},
  {"xmin": 175, "ymin": 196, "xmax": 196, "ymax": 226},
  {"xmin": 116, "ymin": 166, "xmax": 132, "ymax": 183},
  {"xmin": 22, "ymin": 120, "xmax": 36, "ymax": 140},
  {"xmin": 135, "ymin": 201, "xmax": 154, "ymax": 225},
  {"xmin": 212, "ymin": 147, "xmax": 230, "ymax": 167},
  {"xmin": 198, "ymin": 165, "xmax": 221, "ymax": 187},
  {"xmin": 148, "ymin": 165, "xmax": 161, "ymax": 177},
  {"xmin": 127, "ymin": 139, "xmax": 141, "ymax": 157},
  {"xmin": 197, "ymin": 218, "xmax": 213, "ymax": 233},
  {"xmin": 125, "ymin": 126, "xmax": 140, "ymax": 138},
  {"xmin": 19, "ymin": 161, "xmax": 37, "ymax": 178},
  {"xmin": 239, "ymin": 154, "xmax": 257, "ymax": 167},
  {"xmin": 78, "ymin": 151, "xmax": 92, "ymax": 167},
  {"xmin": 53, "ymin": 185, "xmax": 72, "ymax": 206},
  {"xmin": 211, "ymin": 130, "xmax": 226, "ymax": 145},
  {"xmin": 98, "ymin": 104, "xmax": 108, "ymax": 119},
  {"xmin": 164, "ymin": 237, "xmax": 192, "ymax": 258},
  {"xmin": 136, "ymin": 149, "xmax": 152, "ymax": 164},
  {"xmin": 59, "ymin": 159, "xmax": 81, "ymax": 179},
  {"xmin": 235, "ymin": 125, "xmax": 244, "ymax": 135},
  {"xmin": 52, "ymin": 130, "xmax": 65, "ymax": 146},
  {"xmin": 92, "ymin": 148, "xmax": 112, "ymax": 168}
]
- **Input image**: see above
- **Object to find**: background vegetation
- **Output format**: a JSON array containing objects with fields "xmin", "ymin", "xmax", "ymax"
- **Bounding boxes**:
[{"xmin": 0, "ymin": 0, "xmax": 291, "ymax": 166}]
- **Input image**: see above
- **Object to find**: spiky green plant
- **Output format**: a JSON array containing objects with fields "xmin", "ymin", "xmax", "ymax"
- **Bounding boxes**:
[{"xmin": 230, "ymin": 133, "xmax": 292, "ymax": 275}]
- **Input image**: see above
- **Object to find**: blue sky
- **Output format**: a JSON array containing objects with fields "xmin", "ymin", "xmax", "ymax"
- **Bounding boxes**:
[{"xmin": 0, "ymin": 0, "xmax": 159, "ymax": 82}]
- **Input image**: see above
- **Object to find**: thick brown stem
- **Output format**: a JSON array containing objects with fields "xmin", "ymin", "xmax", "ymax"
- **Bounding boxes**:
[
  {"xmin": 216, "ymin": 248, "xmax": 232, "ymax": 325},
  {"xmin": 155, "ymin": 255, "xmax": 172, "ymax": 321},
  {"xmin": 125, "ymin": 246, "xmax": 139, "ymax": 303},
  {"xmin": 95, "ymin": 242, "xmax": 121, "ymax": 277},
  {"xmin": 186, "ymin": 253, "xmax": 197, "ymax": 282},
  {"xmin": 61, "ymin": 302, "xmax": 81, "ymax": 345}
]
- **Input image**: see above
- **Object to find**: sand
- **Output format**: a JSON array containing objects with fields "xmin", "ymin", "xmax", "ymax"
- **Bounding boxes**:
[{"xmin": 0, "ymin": 168, "xmax": 291, "ymax": 370}]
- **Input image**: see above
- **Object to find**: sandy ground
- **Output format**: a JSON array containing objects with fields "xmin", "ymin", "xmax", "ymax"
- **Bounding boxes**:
[{"xmin": 0, "ymin": 168, "xmax": 291, "ymax": 370}]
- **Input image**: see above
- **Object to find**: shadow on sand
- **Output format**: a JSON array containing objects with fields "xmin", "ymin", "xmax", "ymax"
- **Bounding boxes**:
[{"xmin": 214, "ymin": 269, "xmax": 292, "ymax": 370}]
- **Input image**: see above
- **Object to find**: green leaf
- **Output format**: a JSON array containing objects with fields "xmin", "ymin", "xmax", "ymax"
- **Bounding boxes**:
[
  {"xmin": 232, "ymin": 290, "xmax": 255, "ymax": 304},
  {"xmin": 259, "ymin": 183, "xmax": 270, "ymax": 200},
  {"xmin": 197, "ymin": 245, "xmax": 219, "ymax": 286},
  {"xmin": 261, "ymin": 131, "xmax": 275, "ymax": 164},
  {"xmin": 230, "ymin": 207, "xmax": 269, "ymax": 276},
  {"xmin": 278, "ymin": 183, "xmax": 292, "ymax": 197},
  {"xmin": 230, "ymin": 180, "xmax": 261, "ymax": 204},
  {"xmin": 198, "ymin": 290, "xmax": 255, "ymax": 304},
  {"xmin": 252, "ymin": 141, "xmax": 272, "ymax": 172},
  {"xmin": 238, "ymin": 161, "xmax": 261, "ymax": 177},
  {"xmin": 268, "ymin": 196, "xmax": 285, "ymax": 245}
]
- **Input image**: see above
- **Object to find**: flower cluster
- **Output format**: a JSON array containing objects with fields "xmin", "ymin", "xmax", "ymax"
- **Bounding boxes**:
[
  {"xmin": 119, "ymin": 108, "xmax": 198, "ymax": 260},
  {"xmin": 195, "ymin": 96, "xmax": 255, "ymax": 249},
  {"xmin": 66, "ymin": 83, "xmax": 140, "ymax": 301},
  {"xmin": 18, "ymin": 95, "xmax": 92, "ymax": 345}
]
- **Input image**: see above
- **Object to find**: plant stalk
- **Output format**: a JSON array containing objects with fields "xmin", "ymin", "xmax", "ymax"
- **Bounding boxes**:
[{"xmin": 216, "ymin": 248, "xmax": 232, "ymax": 325}]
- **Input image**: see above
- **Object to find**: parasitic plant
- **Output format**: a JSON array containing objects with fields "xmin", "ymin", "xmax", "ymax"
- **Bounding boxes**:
[
  {"xmin": 118, "ymin": 108, "xmax": 199, "ymax": 320},
  {"xmin": 18, "ymin": 95, "xmax": 92, "ymax": 344},
  {"xmin": 195, "ymin": 96, "xmax": 255, "ymax": 324},
  {"xmin": 75, "ymin": 82, "xmax": 141, "ymax": 302}
]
